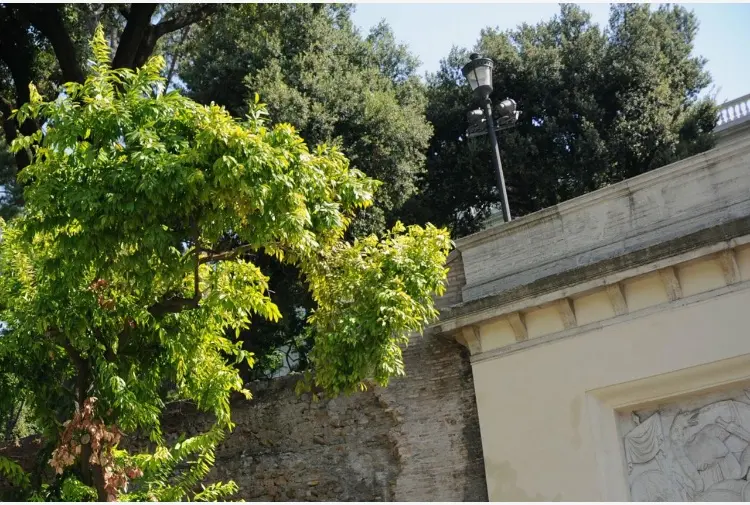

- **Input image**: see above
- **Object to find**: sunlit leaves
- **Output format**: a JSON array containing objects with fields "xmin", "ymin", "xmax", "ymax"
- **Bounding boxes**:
[
  {"xmin": 0, "ymin": 25, "xmax": 451, "ymax": 500},
  {"xmin": 303, "ymin": 222, "xmax": 451, "ymax": 395}
]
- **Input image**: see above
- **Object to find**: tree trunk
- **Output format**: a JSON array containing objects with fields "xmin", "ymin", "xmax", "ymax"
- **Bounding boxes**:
[
  {"xmin": 68, "ymin": 343, "xmax": 109, "ymax": 501},
  {"xmin": 1, "ymin": 3, "xmax": 219, "ymax": 179},
  {"xmin": 0, "ymin": 6, "xmax": 39, "ymax": 172},
  {"xmin": 111, "ymin": 4, "xmax": 158, "ymax": 70},
  {"xmin": 16, "ymin": 5, "xmax": 86, "ymax": 84},
  {"xmin": 80, "ymin": 443, "xmax": 108, "ymax": 501}
]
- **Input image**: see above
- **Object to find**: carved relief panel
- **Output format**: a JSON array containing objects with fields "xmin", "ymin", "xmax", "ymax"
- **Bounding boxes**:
[{"xmin": 617, "ymin": 386, "xmax": 750, "ymax": 501}]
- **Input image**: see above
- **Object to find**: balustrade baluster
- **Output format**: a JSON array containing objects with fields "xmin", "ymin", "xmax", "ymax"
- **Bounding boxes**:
[{"xmin": 715, "ymin": 93, "xmax": 750, "ymax": 131}]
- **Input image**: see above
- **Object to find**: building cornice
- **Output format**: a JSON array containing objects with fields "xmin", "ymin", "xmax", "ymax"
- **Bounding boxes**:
[{"xmin": 437, "ymin": 216, "xmax": 750, "ymax": 335}]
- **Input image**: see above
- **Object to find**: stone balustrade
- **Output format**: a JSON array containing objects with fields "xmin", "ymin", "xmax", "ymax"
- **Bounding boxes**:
[{"xmin": 716, "ymin": 92, "xmax": 750, "ymax": 132}]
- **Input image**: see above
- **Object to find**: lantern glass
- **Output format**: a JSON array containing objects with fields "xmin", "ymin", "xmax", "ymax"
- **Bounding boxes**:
[
  {"xmin": 467, "ymin": 64, "xmax": 492, "ymax": 91},
  {"xmin": 461, "ymin": 55, "xmax": 494, "ymax": 97}
]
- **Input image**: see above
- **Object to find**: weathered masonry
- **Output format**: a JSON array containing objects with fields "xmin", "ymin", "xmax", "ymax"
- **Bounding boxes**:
[
  {"xmin": 434, "ymin": 93, "xmax": 750, "ymax": 501},
  {"xmin": 160, "ymin": 327, "xmax": 488, "ymax": 502}
]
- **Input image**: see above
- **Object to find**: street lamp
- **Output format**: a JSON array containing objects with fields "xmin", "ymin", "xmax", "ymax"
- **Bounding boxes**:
[{"xmin": 462, "ymin": 53, "xmax": 515, "ymax": 223}]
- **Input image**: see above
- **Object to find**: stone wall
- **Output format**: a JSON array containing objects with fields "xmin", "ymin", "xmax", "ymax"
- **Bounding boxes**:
[
  {"xmin": 0, "ymin": 329, "xmax": 484, "ymax": 501},
  {"xmin": 161, "ymin": 330, "xmax": 487, "ymax": 501},
  {"xmin": 159, "ymin": 377, "xmax": 401, "ymax": 502},
  {"xmin": 436, "ymin": 250, "xmax": 466, "ymax": 310}
]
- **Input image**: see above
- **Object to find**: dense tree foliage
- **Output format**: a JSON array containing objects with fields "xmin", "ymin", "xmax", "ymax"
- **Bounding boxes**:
[
  {"xmin": 175, "ymin": 4, "xmax": 434, "ymax": 378},
  {"xmin": 0, "ymin": 5, "xmax": 435, "ymax": 382},
  {"xmin": 179, "ymin": 4, "xmax": 431, "ymax": 235},
  {"xmin": 0, "ymin": 4, "xmax": 219, "ymax": 217},
  {"xmin": 403, "ymin": 4, "xmax": 717, "ymax": 236},
  {"xmin": 0, "ymin": 31, "xmax": 450, "ymax": 500}
]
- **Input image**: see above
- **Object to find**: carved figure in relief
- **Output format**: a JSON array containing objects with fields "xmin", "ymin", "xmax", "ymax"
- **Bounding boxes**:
[{"xmin": 624, "ymin": 392, "xmax": 750, "ymax": 502}]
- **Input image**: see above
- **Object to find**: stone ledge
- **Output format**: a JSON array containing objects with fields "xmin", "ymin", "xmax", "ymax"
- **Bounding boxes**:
[
  {"xmin": 453, "ymin": 132, "xmax": 750, "ymax": 302},
  {"xmin": 437, "ymin": 215, "xmax": 750, "ymax": 334}
]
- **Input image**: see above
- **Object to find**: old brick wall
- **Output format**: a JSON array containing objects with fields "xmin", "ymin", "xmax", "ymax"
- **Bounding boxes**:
[
  {"xmin": 435, "ymin": 250, "xmax": 466, "ymax": 310},
  {"xmin": 154, "ymin": 330, "xmax": 487, "ymax": 502},
  {"xmin": 371, "ymin": 330, "xmax": 486, "ymax": 501}
]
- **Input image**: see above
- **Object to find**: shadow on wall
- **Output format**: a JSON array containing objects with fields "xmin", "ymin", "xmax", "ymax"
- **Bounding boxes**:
[{"xmin": 488, "ymin": 459, "xmax": 563, "ymax": 502}]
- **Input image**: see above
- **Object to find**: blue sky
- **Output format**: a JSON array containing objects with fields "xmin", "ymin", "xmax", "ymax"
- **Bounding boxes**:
[{"xmin": 351, "ymin": 3, "xmax": 750, "ymax": 103}]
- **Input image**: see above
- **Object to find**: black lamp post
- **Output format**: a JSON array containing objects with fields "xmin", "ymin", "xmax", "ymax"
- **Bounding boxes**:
[{"xmin": 461, "ymin": 53, "xmax": 515, "ymax": 223}]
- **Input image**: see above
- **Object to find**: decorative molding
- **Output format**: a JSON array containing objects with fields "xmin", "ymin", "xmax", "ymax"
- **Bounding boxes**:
[
  {"xmin": 556, "ymin": 298, "xmax": 577, "ymax": 329},
  {"xmin": 471, "ymin": 278, "xmax": 750, "ymax": 365},
  {"xmin": 507, "ymin": 312, "xmax": 527, "ymax": 342},
  {"xmin": 606, "ymin": 283, "xmax": 628, "ymax": 316},
  {"xmin": 717, "ymin": 249, "xmax": 741, "ymax": 285},
  {"xmin": 437, "ymin": 235, "xmax": 749, "ymax": 336},
  {"xmin": 455, "ymin": 325, "xmax": 482, "ymax": 355},
  {"xmin": 659, "ymin": 266, "xmax": 683, "ymax": 302},
  {"xmin": 440, "ymin": 236, "xmax": 750, "ymax": 362}
]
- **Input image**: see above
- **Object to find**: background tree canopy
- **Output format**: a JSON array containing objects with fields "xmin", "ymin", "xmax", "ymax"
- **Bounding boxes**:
[
  {"xmin": 0, "ymin": 3, "xmax": 718, "ymax": 402},
  {"xmin": 178, "ymin": 4, "xmax": 432, "ymax": 236},
  {"xmin": 402, "ymin": 3, "xmax": 717, "ymax": 236}
]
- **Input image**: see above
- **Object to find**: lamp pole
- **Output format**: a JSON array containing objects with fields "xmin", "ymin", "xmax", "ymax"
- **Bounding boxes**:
[
  {"xmin": 461, "ymin": 53, "xmax": 514, "ymax": 223},
  {"xmin": 482, "ymin": 96, "xmax": 512, "ymax": 223}
]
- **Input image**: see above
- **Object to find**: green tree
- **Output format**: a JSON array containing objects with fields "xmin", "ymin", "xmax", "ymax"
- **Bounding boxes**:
[
  {"xmin": 0, "ymin": 4, "xmax": 225, "ymax": 448},
  {"xmin": 179, "ymin": 4, "xmax": 431, "ymax": 235},
  {"xmin": 0, "ymin": 30, "xmax": 450, "ymax": 501},
  {"xmin": 0, "ymin": 4, "xmax": 221, "ymax": 219},
  {"xmin": 177, "ymin": 4, "xmax": 434, "ymax": 379},
  {"xmin": 404, "ymin": 3, "xmax": 717, "ymax": 237}
]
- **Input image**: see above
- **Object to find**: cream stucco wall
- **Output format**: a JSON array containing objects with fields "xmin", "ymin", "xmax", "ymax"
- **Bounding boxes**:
[
  {"xmin": 433, "ymin": 123, "xmax": 750, "ymax": 501},
  {"xmin": 473, "ymin": 278, "xmax": 750, "ymax": 501}
]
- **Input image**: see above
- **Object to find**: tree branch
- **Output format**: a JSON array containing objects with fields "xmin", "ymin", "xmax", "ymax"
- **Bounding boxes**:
[
  {"xmin": 59, "ymin": 383, "xmax": 76, "ymax": 402},
  {"xmin": 146, "ymin": 220, "xmax": 211, "ymax": 319},
  {"xmin": 111, "ymin": 3, "xmax": 157, "ymax": 70},
  {"xmin": 147, "ymin": 296, "xmax": 200, "ymax": 318},
  {"xmin": 0, "ymin": 99, "xmax": 29, "ymax": 172},
  {"xmin": 51, "ymin": 331, "xmax": 86, "ymax": 378},
  {"xmin": 117, "ymin": 5, "xmax": 131, "ymax": 21},
  {"xmin": 165, "ymin": 25, "xmax": 191, "ymax": 91},
  {"xmin": 15, "ymin": 5, "xmax": 85, "ymax": 84},
  {"xmin": 153, "ymin": 4, "xmax": 219, "ymax": 38},
  {"xmin": 93, "ymin": 329, "xmax": 116, "ymax": 362},
  {"xmin": 5, "ymin": 399, "xmax": 25, "ymax": 440},
  {"xmin": 199, "ymin": 244, "xmax": 255, "ymax": 264},
  {"xmin": 192, "ymin": 218, "xmax": 201, "ymax": 299},
  {"xmin": 131, "ymin": 4, "xmax": 219, "ymax": 70},
  {"xmin": 0, "ymin": 6, "xmax": 38, "ymax": 170}
]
